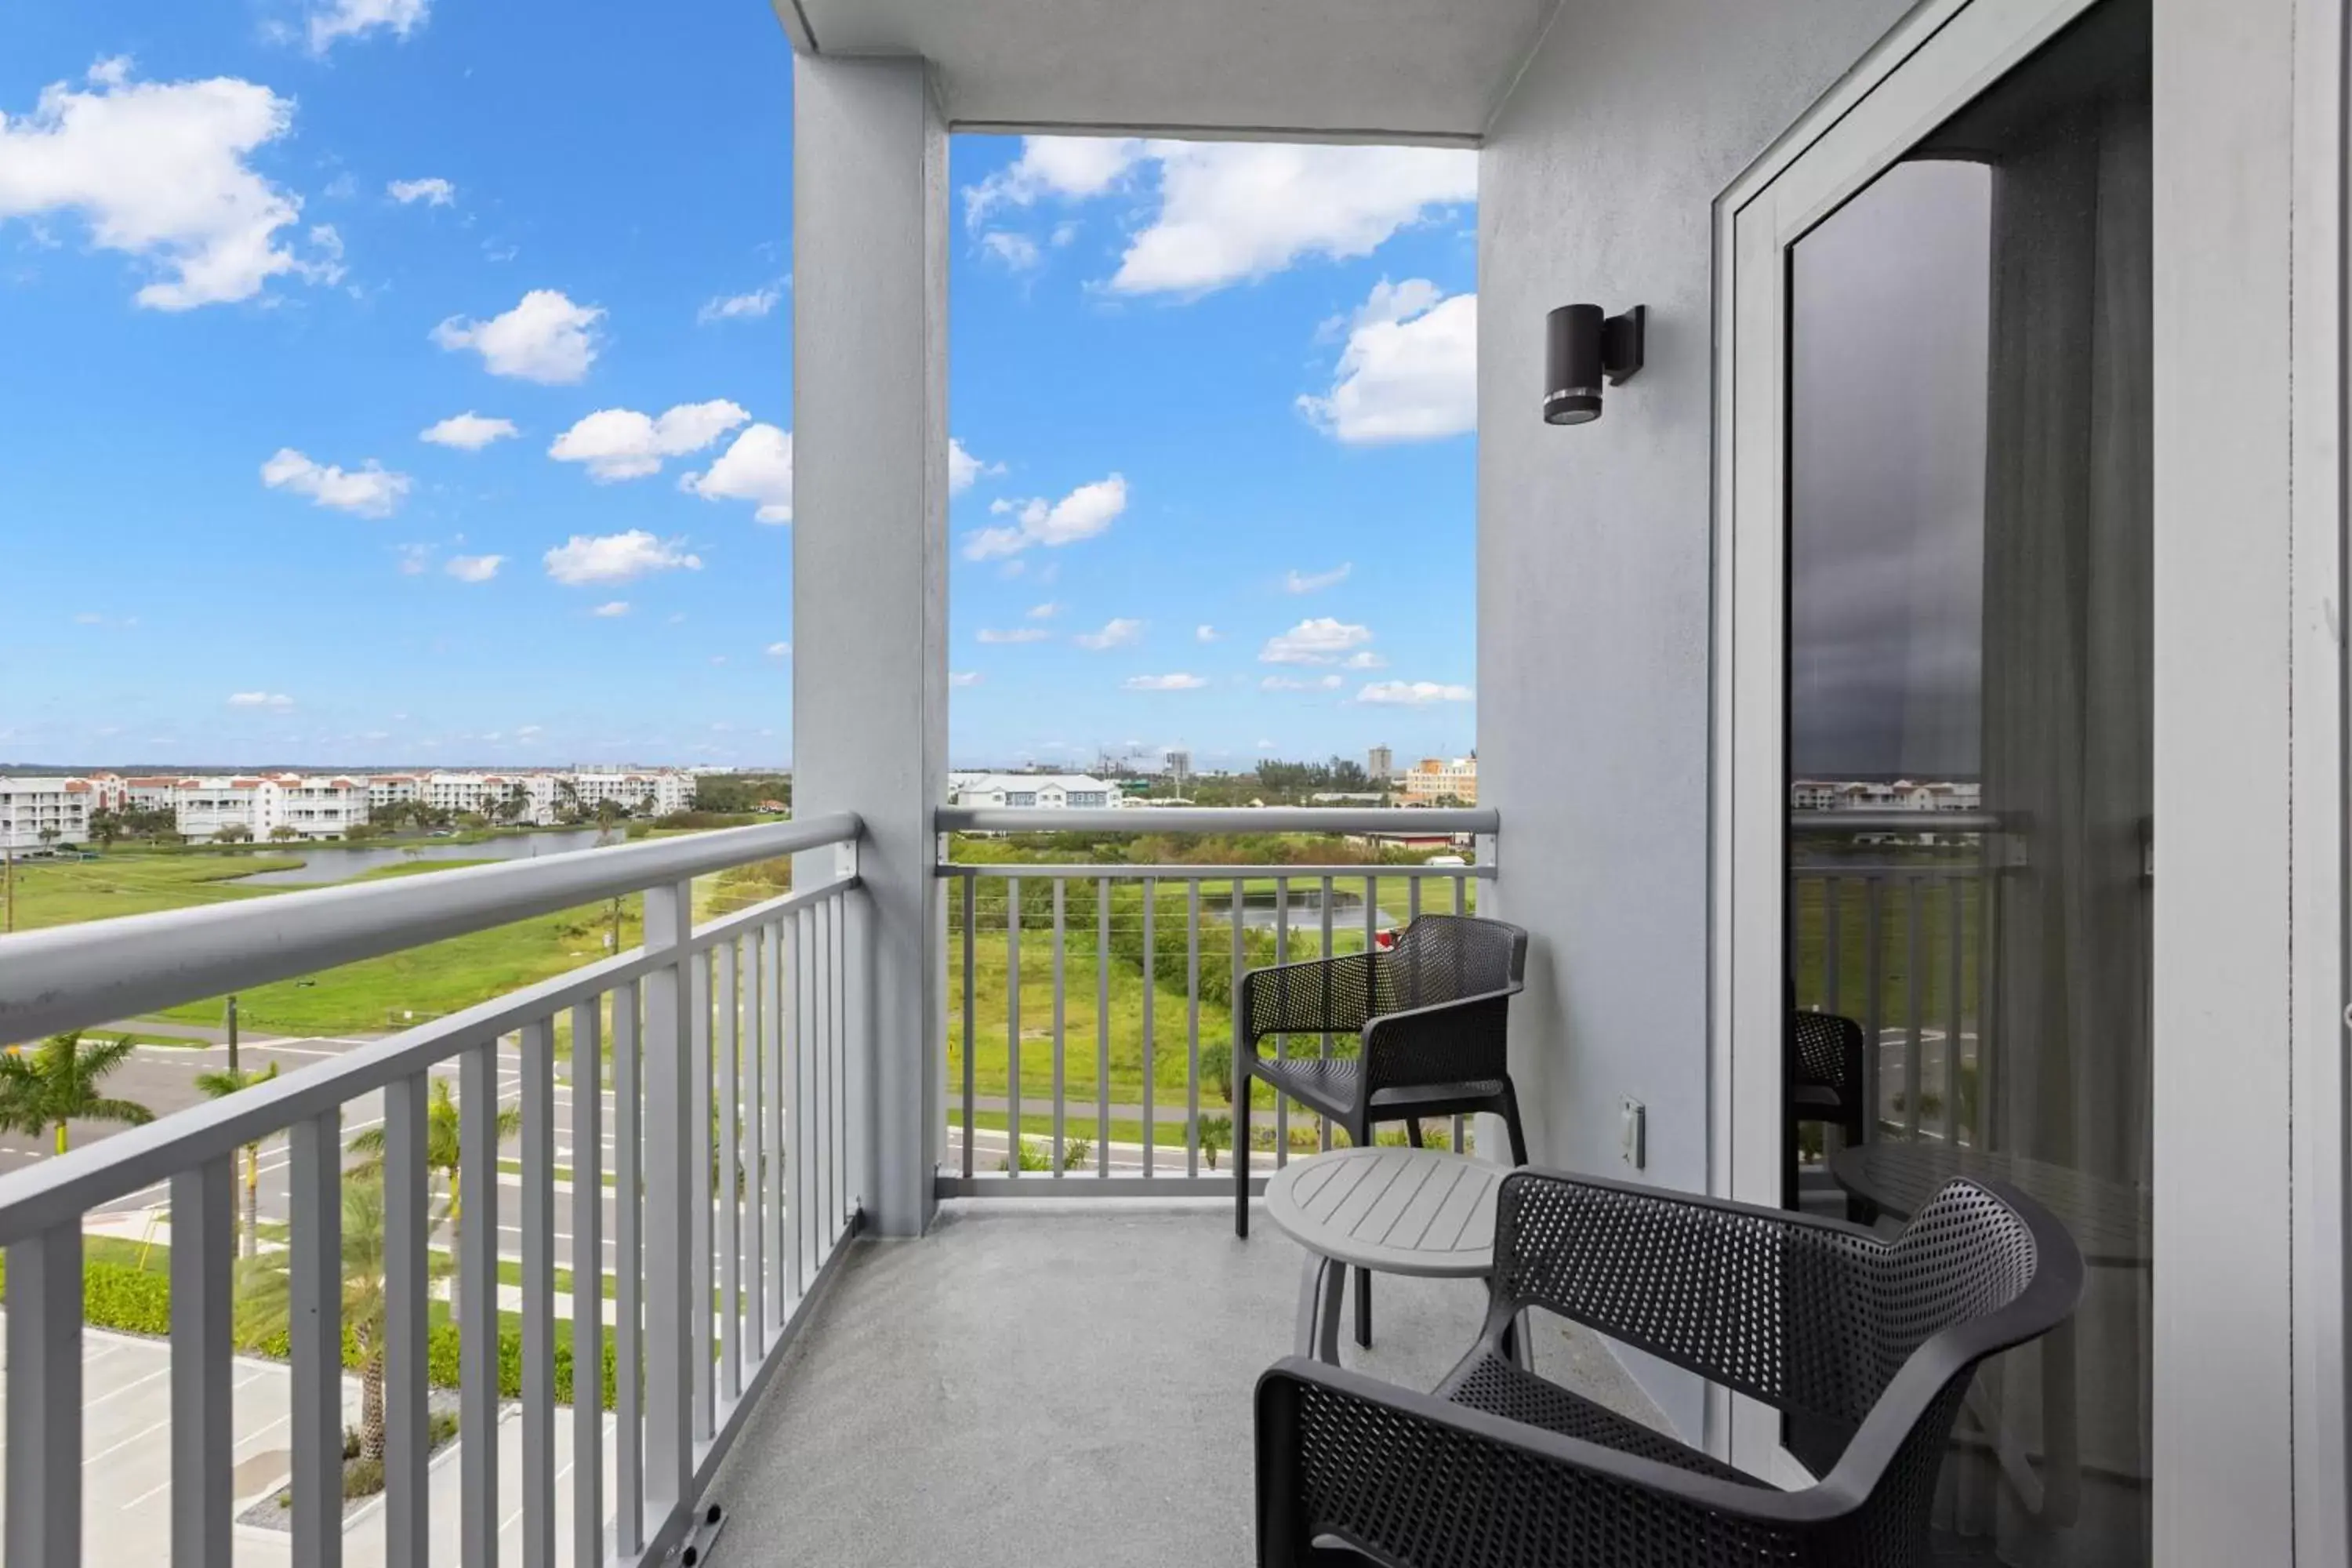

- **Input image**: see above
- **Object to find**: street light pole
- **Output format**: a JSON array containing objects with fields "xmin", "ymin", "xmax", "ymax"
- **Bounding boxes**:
[{"xmin": 225, "ymin": 994, "xmax": 239, "ymax": 1073}]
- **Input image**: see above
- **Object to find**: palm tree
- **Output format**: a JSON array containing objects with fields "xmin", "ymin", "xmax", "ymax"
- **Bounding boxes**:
[
  {"xmin": 0, "ymin": 1033, "xmax": 154, "ymax": 1154},
  {"xmin": 193, "ymin": 1061, "xmax": 279, "ymax": 1256},
  {"xmin": 348, "ymin": 1076, "xmax": 517, "ymax": 1312},
  {"xmin": 237, "ymin": 1177, "xmax": 447, "ymax": 1465}
]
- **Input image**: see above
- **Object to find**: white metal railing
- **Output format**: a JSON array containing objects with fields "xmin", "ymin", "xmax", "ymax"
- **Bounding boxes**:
[
  {"xmin": 933, "ymin": 806, "xmax": 1497, "ymax": 1195},
  {"xmin": 0, "ymin": 814, "xmax": 866, "ymax": 1567}
]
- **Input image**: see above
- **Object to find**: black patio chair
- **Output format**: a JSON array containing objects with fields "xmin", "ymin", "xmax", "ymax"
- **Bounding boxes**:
[
  {"xmin": 1788, "ymin": 1007, "xmax": 1871, "ymax": 1219},
  {"xmin": 1256, "ymin": 1170, "xmax": 2084, "ymax": 1568},
  {"xmin": 1234, "ymin": 913, "xmax": 1530, "ymax": 1348}
]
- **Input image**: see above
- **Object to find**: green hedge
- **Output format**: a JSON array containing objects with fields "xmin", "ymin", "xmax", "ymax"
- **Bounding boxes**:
[{"xmin": 5, "ymin": 1255, "xmax": 619, "ymax": 1410}]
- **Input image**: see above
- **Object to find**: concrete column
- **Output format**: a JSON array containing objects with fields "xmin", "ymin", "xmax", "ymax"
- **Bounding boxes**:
[{"xmin": 791, "ymin": 53, "xmax": 947, "ymax": 1237}]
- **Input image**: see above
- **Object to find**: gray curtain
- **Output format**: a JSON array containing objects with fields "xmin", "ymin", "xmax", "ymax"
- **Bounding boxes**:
[{"xmin": 1947, "ymin": 76, "xmax": 2152, "ymax": 1568}]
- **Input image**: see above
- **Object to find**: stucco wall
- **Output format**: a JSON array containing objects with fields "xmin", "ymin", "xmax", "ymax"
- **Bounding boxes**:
[{"xmin": 1476, "ymin": 0, "xmax": 1914, "ymax": 1436}]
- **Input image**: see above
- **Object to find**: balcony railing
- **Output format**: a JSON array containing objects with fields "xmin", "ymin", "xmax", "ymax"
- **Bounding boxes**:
[
  {"xmin": 935, "ymin": 806, "xmax": 1497, "ymax": 1195},
  {"xmin": 0, "ymin": 813, "xmax": 865, "ymax": 1567}
]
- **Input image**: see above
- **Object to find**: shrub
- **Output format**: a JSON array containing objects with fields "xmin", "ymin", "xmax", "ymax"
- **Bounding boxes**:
[
  {"xmin": 344, "ymin": 1456, "xmax": 385, "ymax": 1498},
  {"xmin": 1060, "ymin": 1138, "xmax": 1092, "ymax": 1171}
]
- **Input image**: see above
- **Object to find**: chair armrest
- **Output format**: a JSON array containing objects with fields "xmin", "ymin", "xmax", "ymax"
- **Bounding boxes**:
[
  {"xmin": 1256, "ymin": 1357, "xmax": 1838, "ymax": 1568},
  {"xmin": 1240, "ymin": 951, "xmax": 1381, "ymax": 1044},
  {"xmin": 1488, "ymin": 1169, "xmax": 1881, "ymax": 1417},
  {"xmin": 1359, "ymin": 989, "xmax": 1514, "ymax": 1092}
]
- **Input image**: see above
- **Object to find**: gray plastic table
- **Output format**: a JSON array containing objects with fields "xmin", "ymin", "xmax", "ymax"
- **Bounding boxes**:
[{"xmin": 1264, "ymin": 1145, "xmax": 1503, "ymax": 1364}]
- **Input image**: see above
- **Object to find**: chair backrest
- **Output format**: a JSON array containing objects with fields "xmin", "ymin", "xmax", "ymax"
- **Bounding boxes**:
[
  {"xmin": 1384, "ymin": 914, "xmax": 1526, "ymax": 1011},
  {"xmin": 1788, "ymin": 1009, "xmax": 1864, "ymax": 1097}
]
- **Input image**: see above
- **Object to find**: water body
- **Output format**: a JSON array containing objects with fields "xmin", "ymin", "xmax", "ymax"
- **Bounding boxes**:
[
  {"xmin": 227, "ymin": 828, "xmax": 612, "ymax": 886},
  {"xmin": 1198, "ymin": 884, "xmax": 1403, "ymax": 932}
]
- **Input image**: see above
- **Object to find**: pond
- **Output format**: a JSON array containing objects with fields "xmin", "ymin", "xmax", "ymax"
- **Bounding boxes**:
[
  {"xmin": 226, "ymin": 828, "xmax": 615, "ymax": 886},
  {"xmin": 1196, "ymin": 884, "xmax": 1403, "ymax": 932}
]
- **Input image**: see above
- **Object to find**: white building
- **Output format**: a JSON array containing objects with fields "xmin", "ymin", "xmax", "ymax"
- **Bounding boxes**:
[
  {"xmin": 0, "ymin": 777, "xmax": 97, "ymax": 851},
  {"xmin": 946, "ymin": 773, "xmax": 1117, "ymax": 810}
]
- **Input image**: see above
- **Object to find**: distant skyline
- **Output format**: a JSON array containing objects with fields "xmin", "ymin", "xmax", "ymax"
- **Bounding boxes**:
[{"xmin": 0, "ymin": 3, "xmax": 1478, "ymax": 771}]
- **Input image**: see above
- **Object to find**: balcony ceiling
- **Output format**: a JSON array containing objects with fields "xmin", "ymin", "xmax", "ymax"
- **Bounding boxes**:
[{"xmin": 775, "ymin": 0, "xmax": 1558, "ymax": 144}]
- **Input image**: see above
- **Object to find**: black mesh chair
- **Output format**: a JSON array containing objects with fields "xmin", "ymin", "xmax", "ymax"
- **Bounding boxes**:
[
  {"xmin": 1788, "ymin": 1007, "xmax": 1871, "ymax": 1218},
  {"xmin": 1256, "ymin": 1171, "xmax": 2083, "ymax": 1568},
  {"xmin": 1234, "ymin": 913, "xmax": 1530, "ymax": 1348}
]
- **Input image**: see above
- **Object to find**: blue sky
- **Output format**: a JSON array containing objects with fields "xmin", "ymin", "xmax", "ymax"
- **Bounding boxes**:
[{"xmin": 0, "ymin": 2, "xmax": 1478, "ymax": 775}]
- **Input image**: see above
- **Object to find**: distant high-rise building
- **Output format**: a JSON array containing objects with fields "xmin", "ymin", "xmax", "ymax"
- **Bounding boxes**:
[
  {"xmin": 1165, "ymin": 750, "xmax": 1192, "ymax": 791},
  {"xmin": 1368, "ymin": 745, "xmax": 1393, "ymax": 782}
]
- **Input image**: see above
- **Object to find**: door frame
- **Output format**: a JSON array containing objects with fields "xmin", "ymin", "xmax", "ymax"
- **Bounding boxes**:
[{"xmin": 1703, "ymin": 0, "xmax": 2343, "ymax": 1552}]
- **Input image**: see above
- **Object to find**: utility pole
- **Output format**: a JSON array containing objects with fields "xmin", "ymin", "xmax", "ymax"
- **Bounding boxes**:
[{"xmin": 225, "ymin": 995, "xmax": 239, "ymax": 1073}]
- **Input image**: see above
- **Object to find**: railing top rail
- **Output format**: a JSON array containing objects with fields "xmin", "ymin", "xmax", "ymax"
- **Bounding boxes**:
[
  {"xmin": 935, "ymin": 862, "xmax": 1493, "ymax": 879},
  {"xmin": 1788, "ymin": 810, "xmax": 1999, "ymax": 833},
  {"xmin": 0, "ymin": 872, "xmax": 860, "ymax": 1247},
  {"xmin": 935, "ymin": 805, "xmax": 1497, "ymax": 835},
  {"xmin": 0, "ymin": 811, "xmax": 862, "ymax": 1043}
]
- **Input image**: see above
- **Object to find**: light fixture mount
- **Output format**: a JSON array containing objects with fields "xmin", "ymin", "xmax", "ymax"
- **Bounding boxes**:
[{"xmin": 1544, "ymin": 303, "xmax": 1646, "ymax": 425}]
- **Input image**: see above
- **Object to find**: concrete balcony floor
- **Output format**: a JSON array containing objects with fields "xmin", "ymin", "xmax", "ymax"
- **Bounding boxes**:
[{"xmin": 706, "ymin": 1199, "xmax": 1666, "ymax": 1566}]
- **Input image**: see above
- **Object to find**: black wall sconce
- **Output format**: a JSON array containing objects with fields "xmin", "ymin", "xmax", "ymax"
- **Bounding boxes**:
[{"xmin": 1544, "ymin": 303, "xmax": 1646, "ymax": 425}]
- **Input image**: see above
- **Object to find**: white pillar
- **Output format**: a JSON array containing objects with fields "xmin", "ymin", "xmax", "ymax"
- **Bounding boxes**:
[{"xmin": 790, "ymin": 53, "xmax": 947, "ymax": 1237}]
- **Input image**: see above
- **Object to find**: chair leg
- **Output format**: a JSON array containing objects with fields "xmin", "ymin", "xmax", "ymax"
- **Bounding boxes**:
[
  {"xmin": 1236, "ymin": 1065, "xmax": 1251, "ymax": 1239},
  {"xmin": 1498, "ymin": 1080, "xmax": 1530, "ymax": 1167},
  {"xmin": 1351, "ymin": 1112, "xmax": 1373, "ymax": 1348},
  {"xmin": 1404, "ymin": 1117, "xmax": 1424, "ymax": 1148}
]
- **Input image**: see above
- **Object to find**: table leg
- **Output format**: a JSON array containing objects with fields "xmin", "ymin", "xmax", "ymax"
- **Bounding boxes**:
[{"xmin": 1294, "ymin": 1254, "xmax": 1346, "ymax": 1365}]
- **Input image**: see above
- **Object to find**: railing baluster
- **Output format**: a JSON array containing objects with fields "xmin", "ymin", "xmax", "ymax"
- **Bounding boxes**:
[
  {"xmin": 6, "ymin": 1223, "xmax": 82, "ymax": 1566},
  {"xmin": 1945, "ymin": 876, "xmax": 1964, "ymax": 1147},
  {"xmin": 383, "ymin": 1073, "xmax": 430, "ymax": 1566},
  {"xmin": 1142, "ymin": 876, "xmax": 1156, "ymax": 1178},
  {"xmin": 1187, "ymin": 880, "xmax": 1201, "ymax": 1177},
  {"xmin": 747, "ymin": 928, "xmax": 767, "ymax": 1351},
  {"xmin": 829, "ymin": 894, "xmax": 847, "ymax": 1232},
  {"xmin": 1319, "ymin": 874, "xmax": 1334, "ymax": 1152},
  {"xmin": 1824, "ymin": 874, "xmax": 1842, "ymax": 1017},
  {"xmin": 717, "ymin": 938, "xmax": 742, "ymax": 1401},
  {"xmin": 170, "ymin": 1157, "xmax": 234, "ymax": 1568},
  {"xmin": 1097, "ymin": 878, "xmax": 1112, "ymax": 1175},
  {"xmin": 1051, "ymin": 880, "xmax": 1068, "ymax": 1171},
  {"xmin": 688, "ymin": 948, "xmax": 714, "ymax": 1440},
  {"xmin": 1004, "ymin": 876, "xmax": 1022, "ymax": 1176},
  {"xmin": 1275, "ymin": 875, "xmax": 1290, "ymax": 1165},
  {"xmin": 569, "ymin": 1000, "xmax": 605, "ymax": 1568},
  {"xmin": 960, "ymin": 874, "xmax": 977, "ymax": 1181},
  {"xmin": 459, "ymin": 1043, "xmax": 501, "ymax": 1567},
  {"xmin": 786, "ymin": 909, "xmax": 808, "ymax": 1296},
  {"xmin": 763, "ymin": 920, "xmax": 785, "ymax": 1327},
  {"xmin": 612, "ymin": 982, "xmax": 644, "ymax": 1553},
  {"xmin": 1904, "ymin": 876, "xmax": 1924, "ymax": 1139},
  {"xmin": 642, "ymin": 879, "xmax": 694, "ymax": 1526},
  {"xmin": 290, "ymin": 1107, "xmax": 343, "ymax": 1568},
  {"xmin": 520, "ymin": 1017, "xmax": 557, "ymax": 1568},
  {"xmin": 1231, "ymin": 878, "xmax": 1245, "ymax": 1177},
  {"xmin": 1409, "ymin": 874, "xmax": 1422, "ymax": 925},
  {"xmin": 1864, "ymin": 877, "xmax": 1886, "ymax": 1134}
]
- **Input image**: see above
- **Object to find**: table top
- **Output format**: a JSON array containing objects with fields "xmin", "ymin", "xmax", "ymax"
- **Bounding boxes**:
[
  {"xmin": 1264, "ymin": 1145, "xmax": 1501, "ymax": 1276},
  {"xmin": 1830, "ymin": 1141, "xmax": 2150, "ymax": 1267}
]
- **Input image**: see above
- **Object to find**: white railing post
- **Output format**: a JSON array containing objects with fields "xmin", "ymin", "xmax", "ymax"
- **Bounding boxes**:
[
  {"xmin": 7, "ymin": 1225, "xmax": 82, "ymax": 1566},
  {"xmin": 642, "ymin": 878, "xmax": 695, "ymax": 1522},
  {"xmin": 170, "ymin": 1157, "xmax": 235, "ymax": 1568}
]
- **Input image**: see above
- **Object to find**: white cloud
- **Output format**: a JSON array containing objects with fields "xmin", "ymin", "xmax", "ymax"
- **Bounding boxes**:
[
  {"xmin": 977, "ymin": 627, "xmax": 1051, "ymax": 644},
  {"xmin": 961, "ymin": 474, "xmax": 1126, "ymax": 561},
  {"xmin": 949, "ymin": 438, "xmax": 1003, "ymax": 495},
  {"xmin": 979, "ymin": 230, "xmax": 1040, "ymax": 270},
  {"xmin": 591, "ymin": 601, "xmax": 630, "ymax": 618},
  {"xmin": 964, "ymin": 136, "xmax": 1143, "ymax": 224},
  {"xmin": 698, "ymin": 280, "xmax": 782, "ymax": 325},
  {"xmin": 431, "ymin": 289, "xmax": 602, "ymax": 383},
  {"xmin": 419, "ymin": 412, "xmax": 517, "ymax": 450},
  {"xmin": 387, "ymin": 176, "xmax": 453, "ymax": 206},
  {"xmin": 1359, "ymin": 681, "xmax": 1474, "ymax": 706},
  {"xmin": 444, "ymin": 554, "xmax": 503, "ymax": 583},
  {"xmin": 0, "ymin": 59, "xmax": 337, "ymax": 310},
  {"xmin": 1284, "ymin": 561, "xmax": 1352, "ymax": 593},
  {"xmin": 1262, "ymin": 674, "xmax": 1345, "ymax": 691},
  {"xmin": 1073, "ymin": 617, "xmax": 1144, "ymax": 650},
  {"xmin": 260, "ymin": 448, "xmax": 411, "ymax": 517},
  {"xmin": 550, "ymin": 401, "xmax": 749, "ymax": 482},
  {"xmin": 543, "ymin": 531, "xmax": 702, "ymax": 586},
  {"xmin": 1027, "ymin": 602, "xmax": 1060, "ymax": 620},
  {"xmin": 766, "ymin": 641, "xmax": 791, "ymax": 658},
  {"xmin": 1342, "ymin": 650, "xmax": 1387, "ymax": 670},
  {"xmin": 1112, "ymin": 143, "xmax": 1474, "ymax": 296},
  {"xmin": 305, "ymin": 0, "xmax": 429, "ymax": 53},
  {"xmin": 1196, "ymin": 625, "xmax": 1220, "ymax": 642},
  {"xmin": 1261, "ymin": 617, "xmax": 1372, "ymax": 665},
  {"xmin": 1299, "ymin": 281, "xmax": 1476, "ymax": 444},
  {"xmin": 227, "ymin": 691, "xmax": 294, "ymax": 710},
  {"xmin": 1123, "ymin": 673, "xmax": 1207, "ymax": 691},
  {"xmin": 680, "ymin": 423, "xmax": 792, "ymax": 523},
  {"xmin": 949, "ymin": 670, "xmax": 982, "ymax": 688},
  {"xmin": 395, "ymin": 543, "xmax": 431, "ymax": 575}
]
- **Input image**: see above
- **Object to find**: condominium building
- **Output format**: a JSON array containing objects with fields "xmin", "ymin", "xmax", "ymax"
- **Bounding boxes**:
[
  {"xmin": 946, "ymin": 773, "xmax": 1118, "ymax": 810},
  {"xmin": 1398, "ymin": 755, "xmax": 1478, "ymax": 807},
  {"xmin": 0, "ymin": 777, "xmax": 96, "ymax": 851}
]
